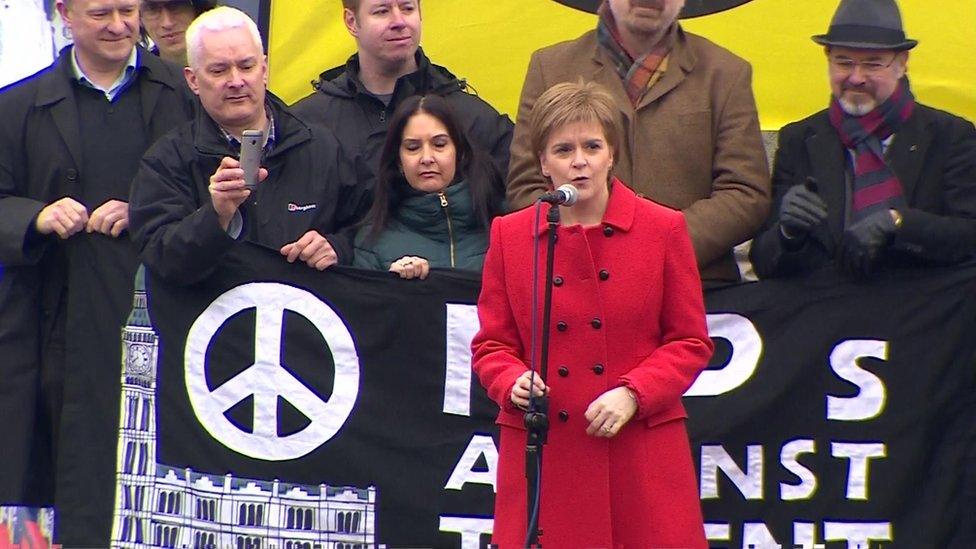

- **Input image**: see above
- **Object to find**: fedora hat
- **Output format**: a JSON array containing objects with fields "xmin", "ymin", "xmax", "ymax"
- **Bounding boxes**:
[{"xmin": 812, "ymin": 0, "xmax": 917, "ymax": 51}]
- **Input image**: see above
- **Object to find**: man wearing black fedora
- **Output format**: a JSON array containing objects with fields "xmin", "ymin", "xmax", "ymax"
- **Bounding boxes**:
[{"xmin": 751, "ymin": 0, "xmax": 976, "ymax": 279}]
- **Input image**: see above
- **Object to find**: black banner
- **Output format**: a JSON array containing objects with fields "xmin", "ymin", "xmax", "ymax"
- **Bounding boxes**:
[
  {"xmin": 126, "ymin": 246, "xmax": 495, "ymax": 548},
  {"xmin": 690, "ymin": 268, "xmax": 976, "ymax": 548},
  {"xmin": 101, "ymin": 244, "xmax": 975, "ymax": 548}
]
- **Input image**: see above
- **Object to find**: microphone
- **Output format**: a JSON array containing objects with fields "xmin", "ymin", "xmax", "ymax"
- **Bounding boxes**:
[{"xmin": 537, "ymin": 184, "xmax": 579, "ymax": 206}]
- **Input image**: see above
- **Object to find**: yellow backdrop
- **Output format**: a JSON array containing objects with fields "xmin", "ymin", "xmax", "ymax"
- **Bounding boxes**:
[{"xmin": 268, "ymin": 0, "xmax": 976, "ymax": 130}]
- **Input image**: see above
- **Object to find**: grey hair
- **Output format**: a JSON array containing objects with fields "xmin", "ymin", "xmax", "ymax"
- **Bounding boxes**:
[{"xmin": 185, "ymin": 6, "xmax": 263, "ymax": 68}]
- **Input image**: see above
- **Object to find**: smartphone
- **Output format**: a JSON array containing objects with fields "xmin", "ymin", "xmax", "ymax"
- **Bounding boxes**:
[{"xmin": 239, "ymin": 129, "xmax": 264, "ymax": 190}]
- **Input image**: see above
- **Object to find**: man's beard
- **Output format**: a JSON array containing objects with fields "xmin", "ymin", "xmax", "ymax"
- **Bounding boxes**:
[
  {"xmin": 623, "ymin": 13, "xmax": 670, "ymax": 37},
  {"xmin": 838, "ymin": 92, "xmax": 877, "ymax": 117}
]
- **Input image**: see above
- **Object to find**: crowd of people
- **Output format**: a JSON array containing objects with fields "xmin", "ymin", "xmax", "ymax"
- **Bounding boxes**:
[{"xmin": 0, "ymin": 0, "xmax": 973, "ymax": 546}]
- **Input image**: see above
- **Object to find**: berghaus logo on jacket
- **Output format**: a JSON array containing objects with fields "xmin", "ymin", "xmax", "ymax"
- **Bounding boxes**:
[{"xmin": 287, "ymin": 202, "xmax": 317, "ymax": 212}]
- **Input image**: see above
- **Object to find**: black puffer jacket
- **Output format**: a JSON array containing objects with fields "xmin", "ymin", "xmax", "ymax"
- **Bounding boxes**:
[
  {"xmin": 353, "ymin": 179, "xmax": 492, "ymax": 272},
  {"xmin": 291, "ymin": 48, "xmax": 514, "ymax": 181}
]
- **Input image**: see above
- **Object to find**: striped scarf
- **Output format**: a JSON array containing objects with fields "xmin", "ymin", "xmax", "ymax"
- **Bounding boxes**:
[
  {"xmin": 596, "ymin": 1, "xmax": 674, "ymax": 106},
  {"xmin": 829, "ymin": 79, "xmax": 915, "ymax": 221}
]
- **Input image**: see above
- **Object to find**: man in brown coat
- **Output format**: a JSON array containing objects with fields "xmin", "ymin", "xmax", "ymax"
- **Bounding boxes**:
[{"xmin": 507, "ymin": 0, "xmax": 770, "ymax": 284}]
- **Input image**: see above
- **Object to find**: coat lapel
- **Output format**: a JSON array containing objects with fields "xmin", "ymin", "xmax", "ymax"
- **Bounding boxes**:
[
  {"xmin": 805, "ymin": 115, "xmax": 847, "ymax": 250},
  {"xmin": 589, "ymin": 45, "xmax": 638, "ymax": 183},
  {"xmin": 590, "ymin": 49, "xmax": 635, "ymax": 120},
  {"xmin": 886, "ymin": 109, "xmax": 931, "ymax": 203},
  {"xmin": 139, "ymin": 51, "xmax": 174, "ymax": 141},
  {"xmin": 37, "ymin": 55, "xmax": 82, "ymax": 170},
  {"xmin": 636, "ymin": 26, "xmax": 691, "ymax": 110},
  {"xmin": 589, "ymin": 25, "xmax": 691, "ymax": 113}
]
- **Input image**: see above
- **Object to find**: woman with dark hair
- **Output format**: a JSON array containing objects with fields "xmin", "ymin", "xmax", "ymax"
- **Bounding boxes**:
[
  {"xmin": 141, "ymin": 0, "xmax": 218, "ymax": 65},
  {"xmin": 353, "ymin": 94, "xmax": 505, "ymax": 279}
]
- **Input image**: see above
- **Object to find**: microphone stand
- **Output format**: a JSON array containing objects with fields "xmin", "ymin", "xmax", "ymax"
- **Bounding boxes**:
[{"xmin": 524, "ymin": 202, "xmax": 560, "ymax": 548}]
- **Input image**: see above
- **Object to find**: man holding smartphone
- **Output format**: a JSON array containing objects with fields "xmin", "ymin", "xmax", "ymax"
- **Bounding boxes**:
[{"xmin": 129, "ymin": 7, "xmax": 371, "ymax": 286}]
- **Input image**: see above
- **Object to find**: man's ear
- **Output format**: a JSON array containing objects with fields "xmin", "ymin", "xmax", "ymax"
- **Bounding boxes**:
[
  {"xmin": 183, "ymin": 67, "xmax": 200, "ymax": 95},
  {"xmin": 895, "ymin": 51, "xmax": 910, "ymax": 79},
  {"xmin": 343, "ymin": 8, "xmax": 359, "ymax": 38},
  {"xmin": 56, "ymin": 1, "xmax": 72, "ymax": 30}
]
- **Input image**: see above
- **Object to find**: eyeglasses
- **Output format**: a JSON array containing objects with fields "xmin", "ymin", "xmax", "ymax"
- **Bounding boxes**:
[
  {"xmin": 141, "ymin": 0, "xmax": 194, "ymax": 19},
  {"xmin": 829, "ymin": 55, "xmax": 899, "ymax": 75}
]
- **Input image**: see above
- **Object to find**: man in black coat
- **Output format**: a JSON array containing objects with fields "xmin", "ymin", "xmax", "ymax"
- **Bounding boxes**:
[
  {"xmin": 751, "ymin": 0, "xmax": 976, "ymax": 279},
  {"xmin": 290, "ymin": 0, "xmax": 514, "ymax": 181},
  {"xmin": 129, "ymin": 7, "xmax": 370, "ymax": 287},
  {"xmin": 0, "ymin": 0, "xmax": 196, "ymax": 541}
]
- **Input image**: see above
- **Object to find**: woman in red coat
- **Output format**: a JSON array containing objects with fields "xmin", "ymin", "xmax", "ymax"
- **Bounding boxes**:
[{"xmin": 472, "ymin": 81, "xmax": 714, "ymax": 548}]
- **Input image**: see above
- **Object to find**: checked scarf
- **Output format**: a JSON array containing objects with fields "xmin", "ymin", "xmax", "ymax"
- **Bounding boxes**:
[
  {"xmin": 829, "ymin": 79, "xmax": 915, "ymax": 221},
  {"xmin": 597, "ymin": 1, "xmax": 674, "ymax": 106}
]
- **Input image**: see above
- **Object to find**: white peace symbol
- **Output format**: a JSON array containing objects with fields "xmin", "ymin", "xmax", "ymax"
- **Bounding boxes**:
[{"xmin": 184, "ymin": 282, "xmax": 360, "ymax": 461}]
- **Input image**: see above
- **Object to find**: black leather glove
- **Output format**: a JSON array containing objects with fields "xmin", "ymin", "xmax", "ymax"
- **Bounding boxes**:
[
  {"xmin": 779, "ymin": 183, "xmax": 828, "ymax": 240},
  {"xmin": 840, "ymin": 210, "xmax": 897, "ymax": 278}
]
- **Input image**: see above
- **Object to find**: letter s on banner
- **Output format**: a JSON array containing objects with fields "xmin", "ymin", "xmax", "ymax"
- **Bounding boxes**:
[
  {"xmin": 827, "ymin": 339, "xmax": 888, "ymax": 421},
  {"xmin": 780, "ymin": 439, "xmax": 817, "ymax": 500},
  {"xmin": 686, "ymin": 313, "xmax": 762, "ymax": 397}
]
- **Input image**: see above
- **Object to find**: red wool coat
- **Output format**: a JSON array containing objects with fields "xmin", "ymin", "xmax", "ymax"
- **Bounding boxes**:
[{"xmin": 472, "ymin": 180, "xmax": 713, "ymax": 548}]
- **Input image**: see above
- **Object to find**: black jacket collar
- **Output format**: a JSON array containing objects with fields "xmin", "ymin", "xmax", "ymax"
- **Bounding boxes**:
[
  {"xmin": 312, "ymin": 47, "xmax": 464, "ymax": 101},
  {"xmin": 34, "ymin": 45, "xmax": 184, "ymax": 170},
  {"xmin": 35, "ymin": 45, "xmax": 178, "ymax": 106},
  {"xmin": 192, "ymin": 92, "xmax": 310, "ymax": 161}
]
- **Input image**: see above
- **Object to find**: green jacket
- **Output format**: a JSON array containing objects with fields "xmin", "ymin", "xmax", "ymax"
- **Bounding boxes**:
[{"xmin": 353, "ymin": 179, "xmax": 490, "ymax": 272}]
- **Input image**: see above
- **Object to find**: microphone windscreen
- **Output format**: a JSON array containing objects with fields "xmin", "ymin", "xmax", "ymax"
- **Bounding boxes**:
[{"xmin": 557, "ymin": 184, "xmax": 579, "ymax": 206}]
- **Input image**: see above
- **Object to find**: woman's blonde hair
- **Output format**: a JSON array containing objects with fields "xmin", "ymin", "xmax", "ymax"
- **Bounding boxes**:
[{"xmin": 528, "ymin": 80, "xmax": 621, "ymax": 161}]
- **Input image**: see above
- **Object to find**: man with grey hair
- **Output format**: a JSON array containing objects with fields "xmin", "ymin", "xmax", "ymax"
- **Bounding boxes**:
[
  {"xmin": 750, "ymin": 0, "xmax": 976, "ymax": 279},
  {"xmin": 506, "ymin": 0, "xmax": 770, "ymax": 285},
  {"xmin": 0, "ymin": 0, "xmax": 195, "ymax": 541},
  {"xmin": 129, "ymin": 7, "xmax": 370, "ymax": 286}
]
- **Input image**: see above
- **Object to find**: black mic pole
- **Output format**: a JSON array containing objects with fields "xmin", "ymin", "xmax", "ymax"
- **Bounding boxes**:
[{"xmin": 524, "ymin": 202, "xmax": 560, "ymax": 548}]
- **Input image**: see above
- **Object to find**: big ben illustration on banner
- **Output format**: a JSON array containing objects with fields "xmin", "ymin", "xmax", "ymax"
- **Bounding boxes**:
[{"xmin": 111, "ymin": 267, "xmax": 377, "ymax": 549}]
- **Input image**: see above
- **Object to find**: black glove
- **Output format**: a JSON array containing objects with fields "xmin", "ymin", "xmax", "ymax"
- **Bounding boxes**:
[
  {"xmin": 779, "ymin": 182, "xmax": 828, "ymax": 240},
  {"xmin": 840, "ymin": 210, "xmax": 897, "ymax": 278}
]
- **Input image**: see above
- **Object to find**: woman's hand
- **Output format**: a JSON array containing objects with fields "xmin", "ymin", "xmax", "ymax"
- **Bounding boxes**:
[
  {"xmin": 585, "ymin": 386, "xmax": 638, "ymax": 438},
  {"xmin": 510, "ymin": 370, "xmax": 548, "ymax": 409},
  {"xmin": 389, "ymin": 256, "xmax": 430, "ymax": 279}
]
